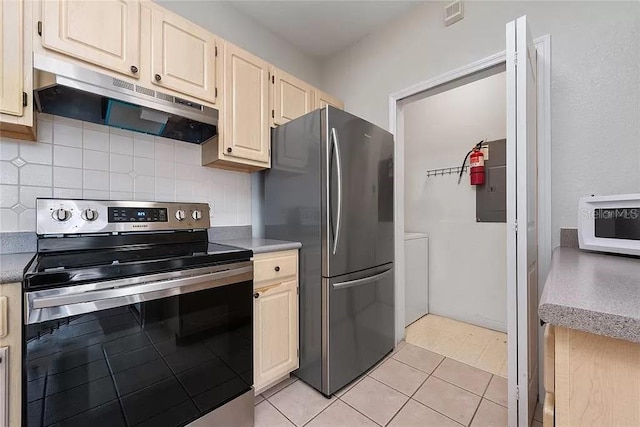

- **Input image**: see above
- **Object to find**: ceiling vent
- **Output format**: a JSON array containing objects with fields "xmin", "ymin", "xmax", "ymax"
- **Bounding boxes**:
[{"xmin": 444, "ymin": 0, "xmax": 464, "ymax": 27}]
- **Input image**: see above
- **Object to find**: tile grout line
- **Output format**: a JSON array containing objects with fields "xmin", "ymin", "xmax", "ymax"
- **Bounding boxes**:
[
  {"xmin": 382, "ymin": 367, "xmax": 435, "ymax": 427},
  {"xmin": 467, "ymin": 374, "xmax": 496, "ymax": 426},
  {"xmin": 300, "ymin": 397, "xmax": 340, "ymax": 427},
  {"xmin": 337, "ymin": 395, "xmax": 384, "ymax": 426},
  {"xmin": 403, "ymin": 357, "xmax": 471, "ymax": 426},
  {"xmin": 263, "ymin": 399, "xmax": 299, "ymax": 427}
]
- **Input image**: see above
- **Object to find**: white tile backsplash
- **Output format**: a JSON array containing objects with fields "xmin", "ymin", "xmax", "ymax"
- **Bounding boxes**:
[
  {"xmin": 0, "ymin": 139, "xmax": 19, "ymax": 161},
  {"xmin": 0, "ymin": 113, "xmax": 252, "ymax": 231},
  {"xmin": 0, "ymin": 161, "xmax": 18, "ymax": 185},
  {"xmin": 54, "ymin": 166, "xmax": 83, "ymax": 189},
  {"xmin": 84, "ymin": 150, "xmax": 109, "ymax": 171},
  {"xmin": 83, "ymin": 170, "xmax": 109, "ymax": 191},
  {"xmin": 0, "ymin": 185, "xmax": 19, "ymax": 208},
  {"xmin": 109, "ymin": 129, "xmax": 134, "ymax": 155},
  {"xmin": 21, "ymin": 164, "xmax": 52, "ymax": 187},
  {"xmin": 53, "ymin": 145, "xmax": 83, "ymax": 168},
  {"xmin": 20, "ymin": 141, "xmax": 53, "ymax": 165},
  {"xmin": 20, "ymin": 186, "xmax": 52, "ymax": 208},
  {"xmin": 109, "ymin": 153, "xmax": 133, "ymax": 174},
  {"xmin": 134, "ymin": 157, "xmax": 154, "ymax": 176},
  {"xmin": 53, "ymin": 121, "xmax": 83, "ymax": 148}
]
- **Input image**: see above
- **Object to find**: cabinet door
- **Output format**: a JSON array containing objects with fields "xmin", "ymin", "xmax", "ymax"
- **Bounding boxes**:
[
  {"xmin": 42, "ymin": 0, "xmax": 140, "ymax": 78},
  {"xmin": 222, "ymin": 43, "xmax": 270, "ymax": 164},
  {"xmin": 0, "ymin": 0, "xmax": 23, "ymax": 116},
  {"xmin": 272, "ymin": 68, "xmax": 314, "ymax": 125},
  {"xmin": 151, "ymin": 8, "xmax": 218, "ymax": 103},
  {"xmin": 254, "ymin": 280, "xmax": 298, "ymax": 389},
  {"xmin": 315, "ymin": 90, "xmax": 344, "ymax": 110}
]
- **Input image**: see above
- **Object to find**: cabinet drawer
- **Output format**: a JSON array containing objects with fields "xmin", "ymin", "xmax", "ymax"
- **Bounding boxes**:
[{"xmin": 254, "ymin": 251, "xmax": 297, "ymax": 285}]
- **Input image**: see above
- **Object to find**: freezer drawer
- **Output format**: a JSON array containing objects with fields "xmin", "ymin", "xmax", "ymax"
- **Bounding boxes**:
[{"xmin": 323, "ymin": 264, "xmax": 395, "ymax": 395}]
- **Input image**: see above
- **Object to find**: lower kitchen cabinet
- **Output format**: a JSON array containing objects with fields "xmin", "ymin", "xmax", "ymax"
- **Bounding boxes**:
[
  {"xmin": 253, "ymin": 250, "xmax": 299, "ymax": 393},
  {"xmin": 544, "ymin": 324, "xmax": 640, "ymax": 427},
  {"xmin": 0, "ymin": 282, "xmax": 22, "ymax": 427}
]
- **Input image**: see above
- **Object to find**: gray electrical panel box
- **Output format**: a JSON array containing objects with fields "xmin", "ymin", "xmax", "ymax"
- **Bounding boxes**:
[{"xmin": 476, "ymin": 139, "xmax": 506, "ymax": 222}]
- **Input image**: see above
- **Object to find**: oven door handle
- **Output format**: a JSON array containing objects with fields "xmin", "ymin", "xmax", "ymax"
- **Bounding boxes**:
[
  {"xmin": 26, "ymin": 264, "xmax": 253, "ymax": 324},
  {"xmin": 31, "ymin": 266, "xmax": 253, "ymax": 309}
]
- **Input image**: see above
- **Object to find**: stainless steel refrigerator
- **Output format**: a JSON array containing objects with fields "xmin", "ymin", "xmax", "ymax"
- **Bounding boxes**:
[{"xmin": 264, "ymin": 106, "xmax": 395, "ymax": 396}]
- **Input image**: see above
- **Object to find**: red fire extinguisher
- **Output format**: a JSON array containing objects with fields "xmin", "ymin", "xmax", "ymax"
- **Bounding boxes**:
[{"xmin": 458, "ymin": 140, "xmax": 486, "ymax": 185}]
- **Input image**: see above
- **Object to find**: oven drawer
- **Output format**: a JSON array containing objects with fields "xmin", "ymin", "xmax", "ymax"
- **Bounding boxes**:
[{"xmin": 254, "ymin": 250, "xmax": 298, "ymax": 286}]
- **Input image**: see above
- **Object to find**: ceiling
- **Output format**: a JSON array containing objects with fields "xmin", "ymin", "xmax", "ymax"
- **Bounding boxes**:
[{"xmin": 226, "ymin": 1, "xmax": 423, "ymax": 59}]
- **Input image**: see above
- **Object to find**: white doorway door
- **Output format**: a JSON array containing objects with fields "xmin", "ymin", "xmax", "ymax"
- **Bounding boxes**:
[{"xmin": 506, "ymin": 15, "xmax": 539, "ymax": 427}]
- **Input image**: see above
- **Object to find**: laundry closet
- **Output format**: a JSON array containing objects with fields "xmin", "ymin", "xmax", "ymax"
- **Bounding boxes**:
[{"xmin": 403, "ymin": 67, "xmax": 508, "ymax": 376}]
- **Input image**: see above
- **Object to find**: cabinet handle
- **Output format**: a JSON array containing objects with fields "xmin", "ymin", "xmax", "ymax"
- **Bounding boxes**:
[
  {"xmin": 274, "ymin": 266, "xmax": 280, "ymax": 272},
  {"xmin": 155, "ymin": 74, "xmax": 162, "ymax": 82},
  {"xmin": 227, "ymin": 147, "xmax": 232, "ymax": 153},
  {"xmin": 130, "ymin": 65, "xmax": 138, "ymax": 74},
  {"xmin": 253, "ymin": 292, "xmax": 259, "ymax": 299}
]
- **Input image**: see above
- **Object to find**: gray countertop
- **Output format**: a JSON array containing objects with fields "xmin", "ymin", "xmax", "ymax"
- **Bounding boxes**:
[
  {"xmin": 0, "ymin": 253, "xmax": 34, "ymax": 285},
  {"xmin": 217, "ymin": 238, "xmax": 302, "ymax": 255},
  {"xmin": 539, "ymin": 247, "xmax": 640, "ymax": 343}
]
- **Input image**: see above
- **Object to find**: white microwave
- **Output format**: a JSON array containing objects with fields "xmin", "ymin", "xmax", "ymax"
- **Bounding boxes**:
[{"xmin": 578, "ymin": 194, "xmax": 640, "ymax": 256}]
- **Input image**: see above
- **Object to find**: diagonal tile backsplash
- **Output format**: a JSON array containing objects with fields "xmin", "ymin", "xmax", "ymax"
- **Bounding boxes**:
[{"xmin": 0, "ymin": 113, "xmax": 251, "ymax": 232}]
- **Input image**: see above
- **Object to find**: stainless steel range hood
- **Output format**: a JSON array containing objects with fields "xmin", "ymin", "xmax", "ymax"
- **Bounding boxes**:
[{"xmin": 33, "ymin": 55, "xmax": 218, "ymax": 144}]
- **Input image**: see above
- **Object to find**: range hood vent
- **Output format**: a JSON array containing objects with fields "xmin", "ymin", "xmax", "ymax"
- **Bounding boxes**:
[{"xmin": 33, "ymin": 55, "xmax": 218, "ymax": 145}]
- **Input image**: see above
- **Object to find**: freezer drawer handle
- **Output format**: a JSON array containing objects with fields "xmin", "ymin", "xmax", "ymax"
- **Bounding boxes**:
[{"xmin": 332, "ymin": 267, "xmax": 393, "ymax": 290}]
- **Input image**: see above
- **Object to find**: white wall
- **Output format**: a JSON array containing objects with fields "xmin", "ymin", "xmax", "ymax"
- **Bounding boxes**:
[
  {"xmin": 405, "ymin": 71, "xmax": 507, "ymax": 331},
  {"xmin": 0, "ymin": 114, "xmax": 251, "ymax": 232},
  {"xmin": 155, "ymin": 0, "xmax": 321, "ymax": 87},
  {"xmin": 321, "ymin": 1, "xmax": 640, "ymax": 249}
]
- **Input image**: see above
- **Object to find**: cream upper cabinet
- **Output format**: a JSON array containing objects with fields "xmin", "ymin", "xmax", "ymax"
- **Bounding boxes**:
[
  {"xmin": 0, "ymin": 0, "xmax": 23, "ymax": 117},
  {"xmin": 149, "ymin": 7, "xmax": 218, "ymax": 104},
  {"xmin": 220, "ymin": 42, "xmax": 270, "ymax": 166},
  {"xmin": 1, "ymin": 0, "xmax": 35, "ymax": 141},
  {"xmin": 314, "ymin": 90, "xmax": 344, "ymax": 110},
  {"xmin": 272, "ymin": 67, "xmax": 314, "ymax": 126},
  {"xmin": 41, "ymin": 0, "xmax": 141, "ymax": 78},
  {"xmin": 254, "ymin": 278, "xmax": 299, "ymax": 391}
]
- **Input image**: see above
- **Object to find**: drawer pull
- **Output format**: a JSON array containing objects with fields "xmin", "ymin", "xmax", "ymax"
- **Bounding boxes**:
[{"xmin": 274, "ymin": 266, "xmax": 280, "ymax": 272}]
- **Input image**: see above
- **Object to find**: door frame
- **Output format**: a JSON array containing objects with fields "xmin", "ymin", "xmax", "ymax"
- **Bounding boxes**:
[{"xmin": 389, "ymin": 35, "xmax": 551, "ymax": 421}]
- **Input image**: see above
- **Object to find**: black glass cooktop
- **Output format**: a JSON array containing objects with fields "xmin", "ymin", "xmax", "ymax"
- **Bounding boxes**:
[{"xmin": 24, "ymin": 241, "xmax": 252, "ymax": 291}]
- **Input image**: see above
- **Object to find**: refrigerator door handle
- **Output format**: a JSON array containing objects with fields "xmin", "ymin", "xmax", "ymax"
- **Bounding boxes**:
[
  {"xmin": 332, "ymin": 267, "xmax": 393, "ymax": 290},
  {"xmin": 331, "ymin": 127, "xmax": 343, "ymax": 255}
]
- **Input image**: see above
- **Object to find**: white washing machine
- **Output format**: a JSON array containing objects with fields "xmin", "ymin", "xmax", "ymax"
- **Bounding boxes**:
[{"xmin": 404, "ymin": 233, "xmax": 429, "ymax": 326}]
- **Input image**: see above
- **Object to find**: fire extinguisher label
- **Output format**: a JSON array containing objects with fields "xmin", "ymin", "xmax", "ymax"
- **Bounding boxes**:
[{"xmin": 470, "ymin": 158, "xmax": 484, "ymax": 167}]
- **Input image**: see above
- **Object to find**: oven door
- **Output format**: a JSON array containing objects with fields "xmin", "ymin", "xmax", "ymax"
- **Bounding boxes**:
[{"xmin": 23, "ymin": 262, "xmax": 253, "ymax": 427}]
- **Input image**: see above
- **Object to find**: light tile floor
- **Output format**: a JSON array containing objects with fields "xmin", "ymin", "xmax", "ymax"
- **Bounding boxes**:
[
  {"xmin": 254, "ymin": 342, "xmax": 515, "ymax": 426},
  {"xmin": 406, "ymin": 314, "xmax": 508, "ymax": 377}
]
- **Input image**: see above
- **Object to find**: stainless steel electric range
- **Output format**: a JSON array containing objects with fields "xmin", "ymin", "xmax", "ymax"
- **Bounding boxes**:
[{"xmin": 22, "ymin": 199, "xmax": 254, "ymax": 427}]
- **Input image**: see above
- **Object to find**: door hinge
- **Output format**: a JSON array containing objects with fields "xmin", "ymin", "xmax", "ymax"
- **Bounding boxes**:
[
  {"xmin": 514, "ymin": 222, "xmax": 518, "ymax": 234},
  {"xmin": 271, "ymin": 75, "xmax": 275, "ymax": 84},
  {"xmin": 22, "ymin": 92, "xmax": 28, "ymax": 107},
  {"xmin": 515, "ymin": 386, "xmax": 520, "ymax": 400},
  {"xmin": 215, "ymin": 46, "xmax": 218, "ymax": 57},
  {"xmin": 513, "ymin": 52, "xmax": 518, "ymax": 66},
  {"xmin": 297, "ymin": 348, "xmax": 299, "ymax": 357},
  {"xmin": 271, "ymin": 110, "xmax": 275, "ymax": 119},
  {"xmin": 215, "ymin": 87, "xmax": 218, "ymax": 98},
  {"xmin": 37, "ymin": 21, "xmax": 42, "ymax": 36}
]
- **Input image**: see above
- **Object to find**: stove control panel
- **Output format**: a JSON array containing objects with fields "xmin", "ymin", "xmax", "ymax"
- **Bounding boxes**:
[{"xmin": 36, "ymin": 199, "xmax": 211, "ymax": 235}]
